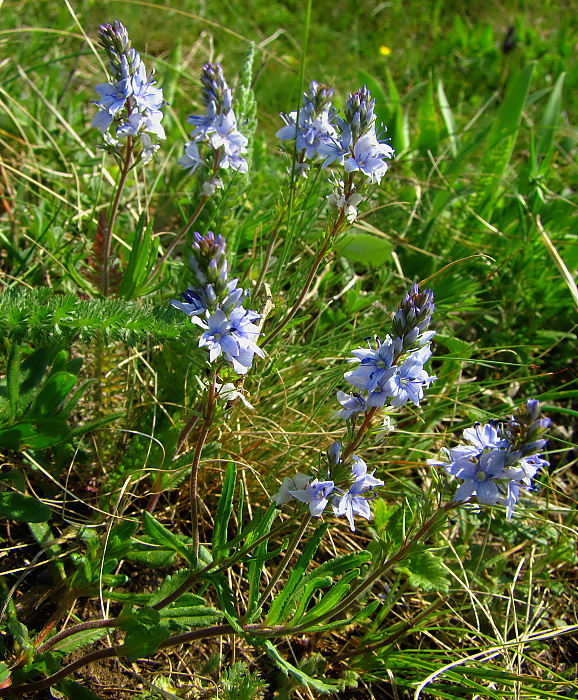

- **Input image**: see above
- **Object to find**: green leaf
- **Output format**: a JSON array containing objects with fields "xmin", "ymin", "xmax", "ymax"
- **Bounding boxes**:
[
  {"xmin": 263, "ymin": 640, "xmax": 338, "ymax": 694},
  {"xmin": 148, "ymin": 570, "xmax": 202, "ymax": 607},
  {"xmin": 50, "ymin": 628, "xmax": 109, "ymax": 654},
  {"xmin": 0, "ymin": 492, "xmax": 51, "ymax": 522},
  {"xmin": 58, "ymin": 680, "xmax": 107, "ymax": 700},
  {"xmin": 417, "ymin": 79, "xmax": 439, "ymax": 156},
  {"xmin": 385, "ymin": 69, "xmax": 409, "ymax": 155},
  {"xmin": 6, "ymin": 341, "xmax": 20, "ymax": 422},
  {"xmin": 212, "ymin": 462, "xmax": 237, "ymax": 554},
  {"xmin": 336, "ymin": 230, "xmax": 393, "ymax": 266},
  {"xmin": 437, "ymin": 79, "xmax": 459, "ymax": 156},
  {"xmin": 120, "ymin": 619, "xmax": 171, "ymax": 663},
  {"xmin": 0, "ymin": 663, "xmax": 10, "ymax": 685},
  {"xmin": 296, "ymin": 598, "xmax": 380, "ymax": 634},
  {"xmin": 213, "ymin": 573, "xmax": 244, "ymax": 635},
  {"xmin": 396, "ymin": 550, "xmax": 450, "ymax": 592},
  {"xmin": 141, "ymin": 512, "xmax": 195, "ymax": 567},
  {"xmin": 477, "ymin": 62, "xmax": 535, "ymax": 209},
  {"xmin": 0, "ymin": 419, "xmax": 71, "ymax": 449},
  {"xmin": 119, "ymin": 214, "xmax": 156, "ymax": 300},
  {"xmin": 159, "ymin": 605, "xmax": 223, "ymax": 630},
  {"xmin": 28, "ymin": 372, "xmax": 77, "ymax": 418},
  {"xmin": 265, "ymin": 523, "xmax": 329, "ymax": 625},
  {"xmin": 297, "ymin": 569, "xmax": 361, "ymax": 626},
  {"xmin": 535, "ymin": 71, "xmax": 565, "ymax": 174}
]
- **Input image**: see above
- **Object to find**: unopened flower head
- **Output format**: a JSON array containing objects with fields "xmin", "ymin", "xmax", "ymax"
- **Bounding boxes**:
[
  {"xmin": 344, "ymin": 86, "xmax": 376, "ymax": 141},
  {"xmin": 200, "ymin": 63, "xmax": 232, "ymax": 114},
  {"xmin": 391, "ymin": 283, "xmax": 436, "ymax": 350}
]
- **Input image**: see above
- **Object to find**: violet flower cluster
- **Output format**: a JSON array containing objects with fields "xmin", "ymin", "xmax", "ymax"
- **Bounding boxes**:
[
  {"xmin": 171, "ymin": 232, "xmax": 263, "ymax": 374},
  {"xmin": 335, "ymin": 284, "xmax": 436, "ymax": 420},
  {"xmin": 277, "ymin": 82, "xmax": 394, "ymax": 221},
  {"xmin": 92, "ymin": 21, "xmax": 165, "ymax": 163},
  {"xmin": 428, "ymin": 400, "xmax": 550, "ymax": 519},
  {"xmin": 179, "ymin": 63, "xmax": 248, "ymax": 194},
  {"xmin": 272, "ymin": 443, "xmax": 384, "ymax": 531}
]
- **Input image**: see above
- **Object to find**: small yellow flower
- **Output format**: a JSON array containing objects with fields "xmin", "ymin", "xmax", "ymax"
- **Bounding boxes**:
[{"xmin": 379, "ymin": 45, "xmax": 392, "ymax": 57}]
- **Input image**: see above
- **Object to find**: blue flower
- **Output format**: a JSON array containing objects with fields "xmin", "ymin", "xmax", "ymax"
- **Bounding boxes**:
[
  {"xmin": 447, "ymin": 449, "xmax": 509, "ymax": 505},
  {"xmin": 350, "ymin": 456, "xmax": 384, "ymax": 489},
  {"xmin": 382, "ymin": 345, "xmax": 436, "ymax": 407},
  {"xmin": 192, "ymin": 309, "xmax": 239, "ymax": 364},
  {"xmin": 290, "ymin": 479, "xmax": 335, "ymax": 517},
  {"xmin": 344, "ymin": 335, "xmax": 398, "ymax": 392},
  {"xmin": 344, "ymin": 131, "xmax": 393, "ymax": 184},
  {"xmin": 92, "ymin": 21, "xmax": 165, "ymax": 161},
  {"xmin": 333, "ymin": 391, "xmax": 367, "ymax": 420},
  {"xmin": 182, "ymin": 63, "xmax": 248, "ymax": 181}
]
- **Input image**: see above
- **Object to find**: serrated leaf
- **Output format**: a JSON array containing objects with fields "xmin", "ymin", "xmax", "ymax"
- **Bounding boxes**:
[
  {"xmin": 159, "ymin": 605, "xmax": 223, "ymax": 630},
  {"xmin": 120, "ymin": 619, "xmax": 171, "ymax": 663},
  {"xmin": 396, "ymin": 550, "xmax": 450, "ymax": 592},
  {"xmin": 148, "ymin": 569, "xmax": 202, "ymax": 607},
  {"xmin": 213, "ymin": 574, "xmax": 244, "ymax": 635},
  {"xmin": 0, "ymin": 492, "xmax": 51, "ymax": 522},
  {"xmin": 50, "ymin": 628, "xmax": 109, "ymax": 654}
]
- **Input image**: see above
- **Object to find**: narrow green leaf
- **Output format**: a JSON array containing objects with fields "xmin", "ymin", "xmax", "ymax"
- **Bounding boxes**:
[
  {"xmin": 297, "ymin": 568, "xmax": 361, "ymax": 626},
  {"xmin": 437, "ymin": 79, "xmax": 459, "ymax": 156},
  {"xmin": 119, "ymin": 214, "xmax": 155, "ymax": 300},
  {"xmin": 536, "ymin": 71, "xmax": 565, "ymax": 174},
  {"xmin": 263, "ymin": 640, "xmax": 338, "ymax": 694},
  {"xmin": 6, "ymin": 341, "xmax": 20, "ymax": 422},
  {"xmin": 212, "ymin": 462, "xmax": 237, "ymax": 553},
  {"xmin": 28, "ymin": 372, "xmax": 77, "ymax": 418},
  {"xmin": 476, "ymin": 62, "xmax": 535, "ymax": 208},
  {"xmin": 265, "ymin": 523, "xmax": 329, "ymax": 625},
  {"xmin": 50, "ymin": 628, "xmax": 109, "ymax": 654},
  {"xmin": 142, "ymin": 512, "xmax": 196, "ymax": 567},
  {"xmin": 417, "ymin": 79, "xmax": 439, "ymax": 156}
]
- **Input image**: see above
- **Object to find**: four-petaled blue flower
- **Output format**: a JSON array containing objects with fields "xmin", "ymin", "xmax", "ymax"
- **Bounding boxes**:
[{"xmin": 290, "ymin": 479, "xmax": 336, "ymax": 517}]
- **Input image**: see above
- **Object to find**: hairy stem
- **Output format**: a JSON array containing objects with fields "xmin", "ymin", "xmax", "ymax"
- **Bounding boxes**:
[
  {"xmin": 100, "ymin": 136, "xmax": 133, "ymax": 297},
  {"xmin": 190, "ymin": 373, "xmax": 217, "ymax": 562},
  {"xmin": 343, "ymin": 407, "xmax": 378, "ymax": 460}
]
